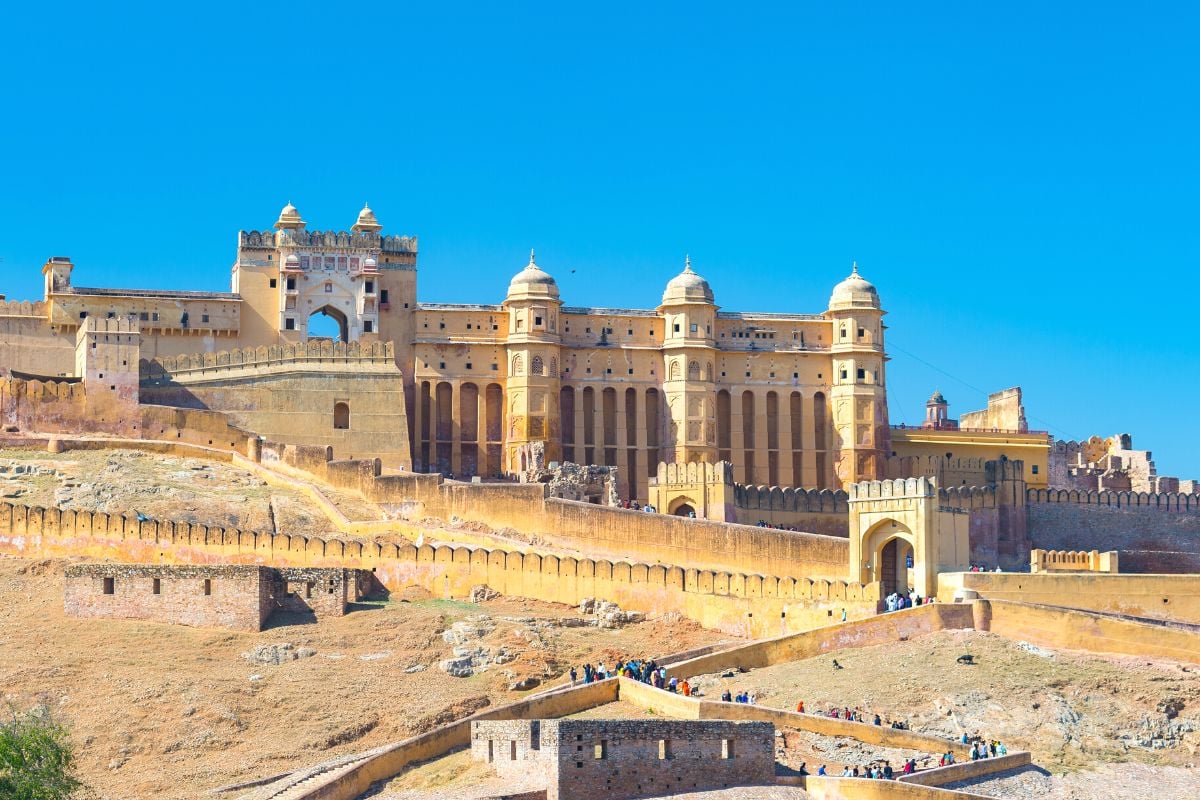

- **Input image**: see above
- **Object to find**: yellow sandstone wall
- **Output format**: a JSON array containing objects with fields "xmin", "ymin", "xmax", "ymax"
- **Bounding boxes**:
[
  {"xmin": 938, "ymin": 572, "xmax": 1200, "ymax": 626},
  {"xmin": 0, "ymin": 501, "xmax": 877, "ymax": 639}
]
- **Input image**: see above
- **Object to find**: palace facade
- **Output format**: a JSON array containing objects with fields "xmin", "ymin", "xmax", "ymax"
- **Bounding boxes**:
[{"xmin": 2, "ymin": 202, "xmax": 1013, "ymax": 501}]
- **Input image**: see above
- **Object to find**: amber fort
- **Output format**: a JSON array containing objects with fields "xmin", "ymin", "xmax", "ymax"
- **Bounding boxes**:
[{"xmin": 1, "ymin": 202, "xmax": 1198, "ymax": 800}]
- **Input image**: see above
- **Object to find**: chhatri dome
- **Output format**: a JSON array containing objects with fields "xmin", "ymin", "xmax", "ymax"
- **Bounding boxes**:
[
  {"xmin": 352, "ymin": 203, "xmax": 382, "ymax": 233},
  {"xmin": 661, "ymin": 256, "xmax": 714, "ymax": 305},
  {"xmin": 828, "ymin": 262, "xmax": 880, "ymax": 310},
  {"xmin": 274, "ymin": 202, "xmax": 305, "ymax": 230},
  {"xmin": 506, "ymin": 249, "xmax": 560, "ymax": 301}
]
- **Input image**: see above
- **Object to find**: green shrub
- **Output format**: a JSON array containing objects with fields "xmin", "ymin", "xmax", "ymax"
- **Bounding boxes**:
[{"xmin": 0, "ymin": 706, "xmax": 82, "ymax": 800}]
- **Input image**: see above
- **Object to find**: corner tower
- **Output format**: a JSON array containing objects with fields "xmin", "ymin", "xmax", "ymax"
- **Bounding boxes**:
[
  {"xmin": 827, "ymin": 263, "xmax": 889, "ymax": 485},
  {"xmin": 658, "ymin": 257, "xmax": 718, "ymax": 464}
]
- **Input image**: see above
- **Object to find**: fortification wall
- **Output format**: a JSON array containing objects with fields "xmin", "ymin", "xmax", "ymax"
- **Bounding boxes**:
[
  {"xmin": 141, "ymin": 341, "xmax": 410, "ymax": 468},
  {"xmin": 937, "ymin": 572, "xmax": 1200, "ymax": 626},
  {"xmin": 0, "ymin": 501, "xmax": 878, "ymax": 639},
  {"xmin": 731, "ymin": 484, "xmax": 849, "ymax": 535},
  {"xmin": 267, "ymin": 445, "xmax": 852, "ymax": 581},
  {"xmin": 1026, "ymin": 492, "xmax": 1200, "ymax": 573},
  {"xmin": 975, "ymin": 599, "xmax": 1200, "ymax": 663},
  {"xmin": 0, "ymin": 311, "xmax": 75, "ymax": 375},
  {"xmin": 0, "ymin": 377, "xmax": 252, "ymax": 451},
  {"xmin": 665, "ymin": 603, "xmax": 976, "ymax": 679},
  {"xmin": 885, "ymin": 455, "xmax": 991, "ymax": 488}
]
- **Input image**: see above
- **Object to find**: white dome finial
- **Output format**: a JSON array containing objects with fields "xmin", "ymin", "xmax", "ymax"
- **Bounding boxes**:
[{"xmin": 684, "ymin": 254, "xmax": 692, "ymax": 272}]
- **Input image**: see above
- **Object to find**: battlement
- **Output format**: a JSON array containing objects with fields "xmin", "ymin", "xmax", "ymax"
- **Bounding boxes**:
[
  {"xmin": 238, "ymin": 229, "xmax": 418, "ymax": 254},
  {"xmin": 78, "ymin": 316, "xmax": 140, "ymax": 335},
  {"xmin": 1027, "ymin": 487, "xmax": 1200, "ymax": 512},
  {"xmin": 733, "ymin": 483, "xmax": 848, "ymax": 514},
  {"xmin": 141, "ymin": 340, "xmax": 396, "ymax": 382},
  {"xmin": 0, "ymin": 299, "xmax": 48, "ymax": 317},
  {"xmin": 0, "ymin": 498, "xmax": 879, "ymax": 639},
  {"xmin": 654, "ymin": 460, "xmax": 734, "ymax": 486},
  {"xmin": 1030, "ymin": 548, "xmax": 1118, "ymax": 573},
  {"xmin": 848, "ymin": 476, "xmax": 938, "ymax": 500}
]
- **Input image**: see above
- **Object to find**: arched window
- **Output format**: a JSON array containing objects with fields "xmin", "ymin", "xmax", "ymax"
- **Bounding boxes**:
[
  {"xmin": 531, "ymin": 355, "xmax": 544, "ymax": 375},
  {"xmin": 548, "ymin": 357, "xmax": 557, "ymax": 377},
  {"xmin": 669, "ymin": 360, "xmax": 681, "ymax": 381},
  {"xmin": 688, "ymin": 360, "xmax": 700, "ymax": 380},
  {"xmin": 333, "ymin": 402, "xmax": 350, "ymax": 430},
  {"xmin": 511, "ymin": 354, "xmax": 524, "ymax": 376}
]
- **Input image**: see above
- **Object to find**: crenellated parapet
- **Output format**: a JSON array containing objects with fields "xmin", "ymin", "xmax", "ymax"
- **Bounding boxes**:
[
  {"xmin": 937, "ymin": 484, "xmax": 999, "ymax": 510},
  {"xmin": 656, "ymin": 460, "xmax": 734, "ymax": 487},
  {"xmin": 1027, "ymin": 487, "xmax": 1200, "ymax": 512},
  {"xmin": 847, "ymin": 476, "xmax": 937, "ymax": 501},
  {"xmin": 734, "ymin": 484, "xmax": 848, "ymax": 514},
  {"xmin": 0, "ymin": 299, "xmax": 48, "ymax": 317},
  {"xmin": 141, "ymin": 340, "xmax": 396, "ymax": 381}
]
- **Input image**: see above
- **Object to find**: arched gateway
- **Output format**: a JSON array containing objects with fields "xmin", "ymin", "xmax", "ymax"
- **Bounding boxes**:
[{"xmin": 847, "ymin": 477, "xmax": 970, "ymax": 601}]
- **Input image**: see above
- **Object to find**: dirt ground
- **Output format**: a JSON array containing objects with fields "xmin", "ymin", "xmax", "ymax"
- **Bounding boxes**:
[
  {"xmin": 0, "ymin": 447, "xmax": 379, "ymax": 534},
  {"xmin": 684, "ymin": 628, "xmax": 1200, "ymax": 798},
  {"xmin": 0, "ymin": 555, "xmax": 729, "ymax": 800}
]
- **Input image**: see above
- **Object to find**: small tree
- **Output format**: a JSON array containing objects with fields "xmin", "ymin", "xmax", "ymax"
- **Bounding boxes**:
[{"xmin": 0, "ymin": 706, "xmax": 82, "ymax": 800}]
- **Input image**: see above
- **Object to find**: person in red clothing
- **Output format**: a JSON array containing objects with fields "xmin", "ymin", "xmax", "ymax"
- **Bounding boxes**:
[{"xmin": 796, "ymin": 700, "xmax": 805, "ymax": 713}]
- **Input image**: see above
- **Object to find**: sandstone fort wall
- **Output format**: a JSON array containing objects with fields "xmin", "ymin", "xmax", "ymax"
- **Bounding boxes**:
[
  {"xmin": 1026, "ymin": 498, "xmax": 1200, "ymax": 573},
  {"xmin": 265, "ymin": 443, "xmax": 852, "ymax": 581},
  {"xmin": 0, "ymin": 501, "xmax": 878, "ymax": 638},
  {"xmin": 937, "ymin": 571, "xmax": 1200, "ymax": 626}
]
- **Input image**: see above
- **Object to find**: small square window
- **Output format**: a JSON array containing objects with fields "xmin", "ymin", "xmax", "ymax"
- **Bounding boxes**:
[
  {"xmin": 627, "ymin": 329, "xmax": 633, "ymax": 335},
  {"xmin": 269, "ymin": 278, "xmax": 277, "ymax": 288},
  {"xmin": 102, "ymin": 577, "xmax": 114, "ymax": 594},
  {"xmin": 324, "ymin": 284, "xmax": 332, "ymax": 293},
  {"xmin": 857, "ymin": 368, "xmax": 865, "ymax": 379},
  {"xmin": 690, "ymin": 323, "xmax": 698, "ymax": 333},
  {"xmin": 745, "ymin": 371, "xmax": 751, "ymax": 378},
  {"xmin": 840, "ymin": 370, "xmax": 848, "ymax": 379},
  {"xmin": 793, "ymin": 372, "xmax": 799, "ymax": 379},
  {"xmin": 769, "ymin": 372, "xmax": 775, "ymax": 378},
  {"xmin": 439, "ymin": 322, "xmax": 446, "ymax": 329},
  {"xmin": 79, "ymin": 311, "xmax": 88, "ymax": 319},
  {"xmin": 1032, "ymin": 465, "xmax": 1040, "ymax": 475},
  {"xmin": 585, "ymin": 327, "xmax": 592, "ymax": 333},
  {"xmin": 285, "ymin": 318, "xmax": 295, "ymax": 330},
  {"xmin": 139, "ymin": 312, "xmax": 149, "ymax": 321},
  {"xmin": 363, "ymin": 321, "xmax": 373, "ymax": 333},
  {"xmin": 628, "ymin": 368, "xmax": 634, "ymax": 375},
  {"xmin": 721, "ymin": 371, "xmax": 726, "ymax": 377},
  {"xmin": 152, "ymin": 312, "xmax": 159, "ymax": 321},
  {"xmin": 673, "ymin": 324, "xmax": 680, "ymax": 333},
  {"xmin": 286, "ymin": 278, "xmax": 296, "ymax": 290},
  {"xmin": 365, "ymin": 281, "xmax": 374, "ymax": 293},
  {"xmin": 858, "ymin": 327, "xmax": 865, "ymax": 337},
  {"xmin": 439, "ymin": 362, "xmax": 446, "ymax": 369},
  {"xmin": 152, "ymin": 578, "xmax": 161, "ymax": 595},
  {"xmin": 491, "ymin": 363, "xmax": 499, "ymax": 371},
  {"xmin": 606, "ymin": 368, "xmax": 612, "ymax": 374},
  {"xmin": 594, "ymin": 740, "xmax": 607, "ymax": 760},
  {"xmin": 201, "ymin": 314, "xmax": 209, "ymax": 323},
  {"xmin": 535, "ymin": 316, "xmax": 543, "ymax": 326},
  {"xmin": 203, "ymin": 579, "xmax": 212, "ymax": 596},
  {"xmin": 466, "ymin": 362, "xmax": 473, "ymax": 370}
]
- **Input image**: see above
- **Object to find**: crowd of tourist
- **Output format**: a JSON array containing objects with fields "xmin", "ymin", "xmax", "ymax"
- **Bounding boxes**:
[
  {"xmin": 569, "ymin": 657, "xmax": 673, "ymax": 687},
  {"xmin": 882, "ymin": 589, "xmax": 933, "ymax": 612},
  {"xmin": 795, "ymin": 701, "xmax": 910, "ymax": 730},
  {"xmin": 754, "ymin": 520, "xmax": 804, "ymax": 531}
]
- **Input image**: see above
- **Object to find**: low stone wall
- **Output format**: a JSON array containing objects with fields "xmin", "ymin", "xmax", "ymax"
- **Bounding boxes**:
[
  {"xmin": 938, "ymin": 572, "xmax": 1200, "ymax": 626},
  {"xmin": 665, "ymin": 604, "xmax": 976, "ymax": 680},
  {"xmin": 802, "ymin": 776, "xmax": 997, "ymax": 800},
  {"xmin": 975, "ymin": 599, "xmax": 1200, "ymax": 663},
  {"xmin": 896, "ymin": 751, "xmax": 1031, "ymax": 787}
]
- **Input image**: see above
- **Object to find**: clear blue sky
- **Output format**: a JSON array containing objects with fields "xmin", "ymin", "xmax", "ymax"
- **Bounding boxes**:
[{"xmin": 1, "ymin": 2, "xmax": 1196, "ymax": 477}]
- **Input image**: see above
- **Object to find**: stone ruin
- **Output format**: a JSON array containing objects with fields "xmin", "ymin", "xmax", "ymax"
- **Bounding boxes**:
[{"xmin": 517, "ymin": 441, "xmax": 620, "ymax": 506}]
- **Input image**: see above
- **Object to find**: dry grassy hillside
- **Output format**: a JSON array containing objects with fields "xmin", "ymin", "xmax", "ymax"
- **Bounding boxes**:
[
  {"xmin": 0, "ymin": 556, "xmax": 728, "ymax": 799},
  {"xmin": 0, "ymin": 447, "xmax": 378, "ymax": 534}
]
